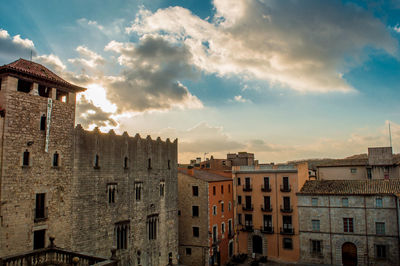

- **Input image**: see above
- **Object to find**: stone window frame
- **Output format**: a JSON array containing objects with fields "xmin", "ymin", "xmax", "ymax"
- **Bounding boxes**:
[
  {"xmin": 192, "ymin": 186, "xmax": 199, "ymax": 196},
  {"xmin": 159, "ymin": 181, "xmax": 165, "ymax": 197},
  {"xmin": 107, "ymin": 183, "xmax": 117, "ymax": 204},
  {"xmin": 186, "ymin": 248, "xmax": 192, "ymax": 255},
  {"xmin": 192, "ymin": 205, "xmax": 199, "ymax": 217},
  {"xmin": 22, "ymin": 148, "xmax": 31, "ymax": 167},
  {"xmin": 375, "ymin": 244, "xmax": 388, "ymax": 259},
  {"xmin": 134, "ymin": 182, "xmax": 143, "ymax": 201},
  {"xmin": 115, "ymin": 221, "xmax": 129, "ymax": 249},
  {"xmin": 343, "ymin": 217, "xmax": 354, "ymax": 233},
  {"xmin": 310, "ymin": 239, "xmax": 323, "ymax": 256},
  {"xmin": 376, "ymin": 198, "xmax": 383, "ymax": 208},
  {"xmin": 311, "ymin": 219, "xmax": 320, "ymax": 232},
  {"xmin": 311, "ymin": 198, "xmax": 318, "ymax": 207},
  {"xmin": 375, "ymin": 222, "xmax": 385, "ymax": 235},
  {"xmin": 192, "ymin": 226, "xmax": 199, "ymax": 237}
]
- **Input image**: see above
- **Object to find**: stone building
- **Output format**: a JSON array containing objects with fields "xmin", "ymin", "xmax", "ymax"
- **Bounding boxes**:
[
  {"xmin": 232, "ymin": 163, "xmax": 309, "ymax": 263},
  {"xmin": 0, "ymin": 59, "xmax": 178, "ymax": 265},
  {"xmin": 316, "ymin": 147, "xmax": 400, "ymax": 180},
  {"xmin": 298, "ymin": 179, "xmax": 400, "ymax": 266},
  {"xmin": 178, "ymin": 168, "xmax": 234, "ymax": 266}
]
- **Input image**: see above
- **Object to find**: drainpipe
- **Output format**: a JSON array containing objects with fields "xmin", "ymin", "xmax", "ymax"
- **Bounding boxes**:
[
  {"xmin": 328, "ymin": 196, "xmax": 333, "ymax": 265},
  {"xmin": 363, "ymin": 196, "xmax": 369, "ymax": 265}
]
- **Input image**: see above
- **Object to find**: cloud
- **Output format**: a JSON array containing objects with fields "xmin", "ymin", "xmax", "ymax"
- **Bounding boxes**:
[
  {"xmin": 68, "ymin": 45, "xmax": 105, "ymax": 69},
  {"xmin": 129, "ymin": 0, "xmax": 398, "ymax": 93},
  {"xmin": 0, "ymin": 29, "xmax": 36, "ymax": 63},
  {"xmin": 232, "ymin": 95, "xmax": 251, "ymax": 103},
  {"xmin": 394, "ymin": 24, "xmax": 400, "ymax": 33},
  {"xmin": 103, "ymin": 35, "xmax": 203, "ymax": 112},
  {"xmin": 76, "ymin": 95, "xmax": 118, "ymax": 129},
  {"xmin": 34, "ymin": 54, "xmax": 66, "ymax": 73}
]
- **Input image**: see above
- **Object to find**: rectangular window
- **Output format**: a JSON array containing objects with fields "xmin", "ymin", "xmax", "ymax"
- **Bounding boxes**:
[
  {"xmin": 228, "ymin": 219, "xmax": 233, "ymax": 235},
  {"xmin": 213, "ymin": 186, "xmax": 216, "ymax": 195},
  {"xmin": 135, "ymin": 182, "xmax": 142, "ymax": 201},
  {"xmin": 221, "ymin": 223, "xmax": 225, "ymax": 234},
  {"xmin": 367, "ymin": 168, "xmax": 372, "ymax": 179},
  {"xmin": 350, "ymin": 168, "xmax": 357, "ymax": 173},
  {"xmin": 107, "ymin": 184, "xmax": 117, "ymax": 204},
  {"xmin": 35, "ymin": 193, "xmax": 46, "ymax": 221},
  {"xmin": 283, "ymin": 215, "xmax": 292, "ymax": 231},
  {"xmin": 283, "ymin": 196, "xmax": 291, "ymax": 210},
  {"xmin": 213, "ymin": 225, "xmax": 217, "ymax": 243},
  {"xmin": 264, "ymin": 196, "xmax": 271, "ymax": 209},
  {"xmin": 245, "ymin": 177, "xmax": 251, "ymax": 189},
  {"xmin": 376, "ymin": 245, "xmax": 387, "ymax": 259},
  {"xmin": 228, "ymin": 184, "xmax": 231, "ymax": 193},
  {"xmin": 343, "ymin": 218, "xmax": 354, "ymax": 233},
  {"xmin": 17, "ymin": 79, "xmax": 32, "ymax": 93},
  {"xmin": 376, "ymin": 222, "xmax": 385, "ymax": 235},
  {"xmin": 193, "ymin": 227, "xmax": 199, "ymax": 237},
  {"xmin": 245, "ymin": 214, "xmax": 253, "ymax": 227},
  {"xmin": 192, "ymin": 186, "xmax": 199, "ymax": 196},
  {"xmin": 312, "ymin": 198, "xmax": 318, "ymax": 207},
  {"xmin": 237, "ymin": 177, "xmax": 241, "ymax": 186},
  {"xmin": 264, "ymin": 177, "xmax": 270, "ymax": 189},
  {"xmin": 238, "ymin": 214, "xmax": 242, "ymax": 225},
  {"xmin": 186, "ymin": 248, "xmax": 192, "ymax": 255},
  {"xmin": 376, "ymin": 198, "xmax": 383, "ymax": 208},
  {"xmin": 245, "ymin": 196, "xmax": 252, "ymax": 209},
  {"xmin": 40, "ymin": 115, "xmax": 46, "ymax": 131},
  {"xmin": 312, "ymin": 220, "xmax": 320, "ymax": 232},
  {"xmin": 263, "ymin": 215, "xmax": 272, "ymax": 228},
  {"xmin": 33, "ymin": 229, "xmax": 46, "ymax": 249},
  {"xmin": 23, "ymin": 150, "xmax": 30, "ymax": 166},
  {"xmin": 311, "ymin": 240, "xmax": 322, "ymax": 254},
  {"xmin": 213, "ymin": 205, "xmax": 217, "ymax": 216},
  {"xmin": 342, "ymin": 198, "xmax": 349, "ymax": 207},
  {"xmin": 115, "ymin": 222, "xmax": 129, "ymax": 249},
  {"xmin": 52, "ymin": 152, "xmax": 59, "ymax": 167},
  {"xmin": 159, "ymin": 181, "xmax": 165, "ymax": 197},
  {"xmin": 283, "ymin": 238, "xmax": 293, "ymax": 249},
  {"xmin": 238, "ymin": 195, "xmax": 242, "ymax": 205},
  {"xmin": 192, "ymin": 206, "xmax": 199, "ymax": 217},
  {"xmin": 228, "ymin": 201, "xmax": 232, "ymax": 211},
  {"xmin": 283, "ymin": 176, "xmax": 289, "ymax": 190},
  {"xmin": 221, "ymin": 185, "xmax": 224, "ymax": 194},
  {"xmin": 221, "ymin": 202, "xmax": 224, "ymax": 213},
  {"xmin": 147, "ymin": 215, "xmax": 158, "ymax": 240}
]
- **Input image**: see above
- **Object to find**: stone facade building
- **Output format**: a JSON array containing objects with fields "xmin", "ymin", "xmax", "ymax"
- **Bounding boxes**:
[
  {"xmin": 232, "ymin": 163, "xmax": 309, "ymax": 263},
  {"xmin": 178, "ymin": 168, "xmax": 234, "ymax": 266},
  {"xmin": 298, "ymin": 179, "xmax": 400, "ymax": 266},
  {"xmin": 0, "ymin": 59, "xmax": 178, "ymax": 265}
]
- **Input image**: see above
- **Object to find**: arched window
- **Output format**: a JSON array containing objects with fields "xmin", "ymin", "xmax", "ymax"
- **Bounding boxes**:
[
  {"xmin": 53, "ymin": 152, "xmax": 59, "ymax": 167},
  {"xmin": 23, "ymin": 150, "xmax": 30, "ymax": 166}
]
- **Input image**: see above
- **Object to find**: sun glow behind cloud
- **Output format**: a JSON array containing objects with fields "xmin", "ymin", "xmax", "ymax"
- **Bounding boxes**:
[{"xmin": 78, "ymin": 83, "xmax": 117, "ymax": 113}]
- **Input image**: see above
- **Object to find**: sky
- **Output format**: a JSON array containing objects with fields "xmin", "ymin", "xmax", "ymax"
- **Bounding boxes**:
[{"xmin": 1, "ymin": 0, "xmax": 400, "ymax": 163}]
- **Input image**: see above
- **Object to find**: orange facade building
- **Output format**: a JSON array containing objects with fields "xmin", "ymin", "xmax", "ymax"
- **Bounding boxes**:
[
  {"xmin": 178, "ymin": 168, "xmax": 234, "ymax": 265},
  {"xmin": 232, "ymin": 163, "xmax": 308, "ymax": 263}
]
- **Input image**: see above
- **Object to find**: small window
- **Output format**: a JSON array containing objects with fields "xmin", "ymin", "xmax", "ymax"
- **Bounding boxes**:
[
  {"xmin": 148, "ymin": 158, "xmax": 152, "ymax": 169},
  {"xmin": 237, "ymin": 177, "xmax": 241, "ymax": 186},
  {"xmin": 115, "ymin": 222, "xmax": 129, "ymax": 249},
  {"xmin": 168, "ymin": 159, "xmax": 171, "ymax": 169},
  {"xmin": 124, "ymin": 157, "xmax": 129, "ymax": 169},
  {"xmin": 228, "ymin": 201, "xmax": 232, "ymax": 211},
  {"xmin": 186, "ymin": 248, "xmax": 192, "ymax": 255},
  {"xmin": 94, "ymin": 154, "xmax": 100, "ymax": 169},
  {"xmin": 228, "ymin": 184, "xmax": 231, "ymax": 193},
  {"xmin": 221, "ymin": 223, "xmax": 225, "ymax": 234},
  {"xmin": 35, "ymin": 193, "xmax": 46, "ymax": 221},
  {"xmin": 311, "ymin": 198, "xmax": 318, "ymax": 207},
  {"xmin": 312, "ymin": 220, "xmax": 320, "ymax": 231},
  {"xmin": 38, "ymin": 85, "xmax": 50, "ymax": 97},
  {"xmin": 343, "ymin": 218, "xmax": 354, "ymax": 233},
  {"xmin": 376, "ymin": 222, "xmax": 385, "ymax": 235},
  {"xmin": 23, "ymin": 150, "xmax": 30, "ymax": 166},
  {"xmin": 376, "ymin": 245, "xmax": 387, "ymax": 259},
  {"xmin": 192, "ymin": 186, "xmax": 199, "ymax": 196},
  {"xmin": 192, "ymin": 206, "xmax": 199, "ymax": 217},
  {"xmin": 178, "ymin": 210, "xmax": 181, "ymax": 216},
  {"xmin": 17, "ymin": 79, "xmax": 32, "ymax": 93},
  {"xmin": 350, "ymin": 168, "xmax": 357, "ymax": 173},
  {"xmin": 193, "ymin": 227, "xmax": 199, "ymax": 237},
  {"xmin": 283, "ymin": 238, "xmax": 293, "ymax": 249},
  {"xmin": 107, "ymin": 184, "xmax": 116, "ymax": 204},
  {"xmin": 367, "ymin": 168, "xmax": 372, "ymax": 179},
  {"xmin": 376, "ymin": 198, "xmax": 383, "ymax": 208},
  {"xmin": 33, "ymin": 229, "xmax": 46, "ymax": 250},
  {"xmin": 56, "ymin": 89, "xmax": 68, "ymax": 103},
  {"xmin": 238, "ymin": 195, "xmax": 242, "ymax": 205},
  {"xmin": 311, "ymin": 240, "xmax": 322, "ymax": 254},
  {"xmin": 160, "ymin": 182, "xmax": 165, "ymax": 197},
  {"xmin": 221, "ymin": 202, "xmax": 224, "ymax": 213},
  {"xmin": 213, "ymin": 205, "xmax": 217, "ymax": 216},
  {"xmin": 135, "ymin": 182, "xmax": 142, "ymax": 201},
  {"xmin": 40, "ymin": 115, "xmax": 46, "ymax": 131},
  {"xmin": 238, "ymin": 214, "xmax": 242, "ymax": 224},
  {"xmin": 221, "ymin": 185, "xmax": 224, "ymax": 194},
  {"xmin": 213, "ymin": 186, "xmax": 216, "ymax": 195},
  {"xmin": 53, "ymin": 152, "xmax": 59, "ymax": 167},
  {"xmin": 342, "ymin": 198, "xmax": 349, "ymax": 207}
]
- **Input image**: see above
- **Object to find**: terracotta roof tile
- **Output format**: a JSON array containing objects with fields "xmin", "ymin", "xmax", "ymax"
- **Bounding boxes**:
[
  {"xmin": 0, "ymin": 58, "xmax": 85, "ymax": 92},
  {"xmin": 299, "ymin": 179, "xmax": 400, "ymax": 195},
  {"xmin": 179, "ymin": 169, "xmax": 232, "ymax": 182}
]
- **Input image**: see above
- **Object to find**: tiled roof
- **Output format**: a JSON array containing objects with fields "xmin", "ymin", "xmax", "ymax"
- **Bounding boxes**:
[
  {"xmin": 179, "ymin": 169, "xmax": 232, "ymax": 182},
  {"xmin": 299, "ymin": 179, "xmax": 400, "ymax": 195},
  {"xmin": 316, "ymin": 159, "xmax": 368, "ymax": 167},
  {"xmin": 0, "ymin": 58, "xmax": 85, "ymax": 92}
]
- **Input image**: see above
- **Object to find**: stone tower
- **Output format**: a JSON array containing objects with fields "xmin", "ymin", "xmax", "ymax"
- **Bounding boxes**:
[{"xmin": 0, "ymin": 58, "xmax": 85, "ymax": 255}]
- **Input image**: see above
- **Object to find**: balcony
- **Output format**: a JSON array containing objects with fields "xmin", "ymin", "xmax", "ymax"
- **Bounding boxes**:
[
  {"xmin": 280, "ymin": 205, "xmax": 293, "ymax": 213},
  {"xmin": 34, "ymin": 207, "xmax": 48, "ymax": 222},
  {"xmin": 241, "ymin": 225, "xmax": 254, "ymax": 232},
  {"xmin": 261, "ymin": 205, "xmax": 273, "ymax": 212},
  {"xmin": 0, "ymin": 237, "xmax": 117, "ymax": 266},
  {"xmin": 243, "ymin": 185, "xmax": 252, "ymax": 192},
  {"xmin": 260, "ymin": 226, "xmax": 274, "ymax": 234},
  {"xmin": 280, "ymin": 185, "xmax": 291, "ymax": 192},
  {"xmin": 261, "ymin": 184, "xmax": 271, "ymax": 192},
  {"xmin": 280, "ymin": 227, "xmax": 294, "ymax": 235},
  {"xmin": 242, "ymin": 204, "xmax": 253, "ymax": 211}
]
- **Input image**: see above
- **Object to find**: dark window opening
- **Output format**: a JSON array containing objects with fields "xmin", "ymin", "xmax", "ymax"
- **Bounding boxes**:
[
  {"xmin": 168, "ymin": 159, "xmax": 171, "ymax": 169},
  {"xmin": 221, "ymin": 185, "xmax": 224, "ymax": 194},
  {"xmin": 311, "ymin": 240, "xmax": 322, "ymax": 254},
  {"xmin": 17, "ymin": 79, "xmax": 32, "ymax": 93},
  {"xmin": 213, "ymin": 186, "xmax": 216, "ymax": 195},
  {"xmin": 160, "ymin": 182, "xmax": 165, "ymax": 197},
  {"xmin": 192, "ymin": 186, "xmax": 199, "ymax": 196},
  {"xmin": 38, "ymin": 85, "xmax": 50, "ymax": 97},
  {"xmin": 35, "ymin": 193, "xmax": 46, "ymax": 221},
  {"xmin": 115, "ymin": 223, "xmax": 129, "ymax": 249},
  {"xmin": 53, "ymin": 152, "xmax": 59, "ymax": 167},
  {"xmin": 283, "ymin": 238, "xmax": 293, "ymax": 249},
  {"xmin": 237, "ymin": 177, "xmax": 241, "ymax": 186},
  {"xmin": 23, "ymin": 150, "xmax": 30, "ymax": 166},
  {"xmin": 343, "ymin": 218, "xmax": 354, "ymax": 233},
  {"xmin": 94, "ymin": 154, "xmax": 99, "ymax": 168},
  {"xmin": 148, "ymin": 215, "xmax": 158, "ymax": 240},
  {"xmin": 221, "ymin": 202, "xmax": 224, "ymax": 213},
  {"xmin": 283, "ymin": 176, "xmax": 289, "ymax": 190},
  {"xmin": 192, "ymin": 206, "xmax": 199, "ymax": 217},
  {"xmin": 124, "ymin": 157, "xmax": 129, "ymax": 169},
  {"xmin": 135, "ymin": 183, "xmax": 142, "ymax": 201},
  {"xmin": 40, "ymin": 115, "xmax": 46, "ymax": 131},
  {"xmin": 148, "ymin": 158, "xmax": 152, "ymax": 169},
  {"xmin": 238, "ymin": 195, "xmax": 242, "ymax": 205},
  {"xmin": 193, "ymin": 227, "xmax": 199, "ymax": 237},
  {"xmin": 186, "ymin": 248, "xmax": 192, "ymax": 255},
  {"xmin": 108, "ymin": 184, "xmax": 116, "ymax": 203},
  {"xmin": 56, "ymin": 89, "xmax": 68, "ymax": 103},
  {"xmin": 33, "ymin": 229, "xmax": 46, "ymax": 250},
  {"xmin": 238, "ymin": 214, "xmax": 242, "ymax": 224},
  {"xmin": 228, "ymin": 184, "xmax": 231, "ymax": 193},
  {"xmin": 376, "ymin": 245, "xmax": 387, "ymax": 258}
]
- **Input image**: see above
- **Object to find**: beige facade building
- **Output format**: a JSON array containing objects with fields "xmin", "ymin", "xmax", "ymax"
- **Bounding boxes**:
[
  {"xmin": 0, "ymin": 59, "xmax": 179, "ymax": 265},
  {"xmin": 298, "ymin": 179, "xmax": 400, "ymax": 266}
]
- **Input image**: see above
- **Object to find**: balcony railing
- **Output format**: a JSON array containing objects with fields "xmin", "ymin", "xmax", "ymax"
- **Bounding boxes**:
[
  {"xmin": 241, "ymin": 225, "xmax": 254, "ymax": 232},
  {"xmin": 280, "ymin": 185, "xmax": 291, "ymax": 192},
  {"xmin": 280, "ymin": 205, "xmax": 293, "ymax": 213},
  {"xmin": 242, "ymin": 204, "xmax": 253, "ymax": 211},
  {"xmin": 261, "ymin": 204, "xmax": 272, "ymax": 212},
  {"xmin": 280, "ymin": 227, "xmax": 294, "ymax": 235},
  {"xmin": 243, "ymin": 185, "xmax": 252, "ymax": 192},
  {"xmin": 0, "ymin": 237, "xmax": 117, "ymax": 266},
  {"xmin": 34, "ymin": 207, "xmax": 48, "ymax": 222},
  {"xmin": 260, "ymin": 226, "xmax": 274, "ymax": 234},
  {"xmin": 261, "ymin": 184, "xmax": 271, "ymax": 192}
]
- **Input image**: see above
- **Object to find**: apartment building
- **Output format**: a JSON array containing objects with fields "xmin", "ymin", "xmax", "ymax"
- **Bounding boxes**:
[
  {"xmin": 232, "ymin": 163, "xmax": 308, "ymax": 262},
  {"xmin": 178, "ymin": 168, "xmax": 234, "ymax": 266}
]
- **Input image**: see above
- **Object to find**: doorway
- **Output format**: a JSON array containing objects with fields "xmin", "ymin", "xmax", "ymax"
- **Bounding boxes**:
[
  {"xmin": 252, "ymin": 235, "xmax": 263, "ymax": 254},
  {"xmin": 342, "ymin": 242, "xmax": 357, "ymax": 266}
]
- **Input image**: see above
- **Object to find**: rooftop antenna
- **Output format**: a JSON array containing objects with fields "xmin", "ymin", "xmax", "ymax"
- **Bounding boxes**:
[{"xmin": 389, "ymin": 122, "xmax": 392, "ymax": 148}]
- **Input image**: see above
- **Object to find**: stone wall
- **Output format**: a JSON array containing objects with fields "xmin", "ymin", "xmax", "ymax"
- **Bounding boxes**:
[{"xmin": 72, "ymin": 127, "xmax": 178, "ymax": 265}]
